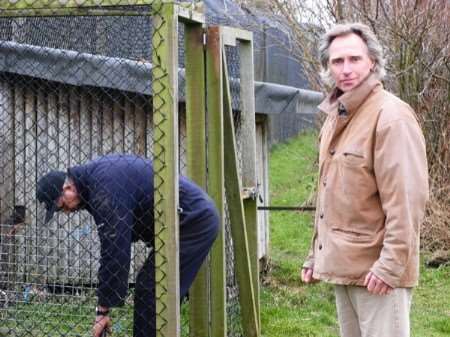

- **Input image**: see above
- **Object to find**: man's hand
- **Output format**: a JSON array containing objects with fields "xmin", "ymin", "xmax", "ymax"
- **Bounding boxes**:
[
  {"xmin": 364, "ymin": 271, "xmax": 393, "ymax": 295},
  {"xmin": 301, "ymin": 267, "xmax": 320, "ymax": 284},
  {"xmin": 93, "ymin": 315, "xmax": 112, "ymax": 337}
]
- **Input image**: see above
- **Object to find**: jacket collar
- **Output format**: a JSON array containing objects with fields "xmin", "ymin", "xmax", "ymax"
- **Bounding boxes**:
[{"xmin": 318, "ymin": 73, "xmax": 382, "ymax": 117}]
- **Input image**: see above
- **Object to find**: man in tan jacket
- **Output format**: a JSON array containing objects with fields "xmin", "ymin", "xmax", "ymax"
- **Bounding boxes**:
[{"xmin": 301, "ymin": 22, "xmax": 428, "ymax": 337}]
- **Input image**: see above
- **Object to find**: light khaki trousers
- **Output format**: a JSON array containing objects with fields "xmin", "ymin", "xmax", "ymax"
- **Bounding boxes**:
[{"xmin": 335, "ymin": 285, "xmax": 412, "ymax": 337}]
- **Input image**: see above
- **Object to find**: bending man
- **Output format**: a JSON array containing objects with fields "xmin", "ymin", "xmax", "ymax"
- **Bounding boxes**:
[{"xmin": 37, "ymin": 154, "xmax": 219, "ymax": 337}]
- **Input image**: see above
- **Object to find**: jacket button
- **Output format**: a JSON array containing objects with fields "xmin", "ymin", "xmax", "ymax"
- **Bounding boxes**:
[
  {"xmin": 323, "ymin": 180, "xmax": 327, "ymax": 187},
  {"xmin": 330, "ymin": 149, "xmax": 336, "ymax": 155},
  {"xmin": 319, "ymin": 244, "xmax": 323, "ymax": 250},
  {"xmin": 320, "ymin": 213, "xmax": 324, "ymax": 219}
]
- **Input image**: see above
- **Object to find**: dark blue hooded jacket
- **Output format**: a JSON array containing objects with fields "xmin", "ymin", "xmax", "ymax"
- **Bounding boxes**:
[{"xmin": 67, "ymin": 154, "xmax": 219, "ymax": 307}]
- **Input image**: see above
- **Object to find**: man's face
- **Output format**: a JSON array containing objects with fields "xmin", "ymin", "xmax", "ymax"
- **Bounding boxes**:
[
  {"xmin": 56, "ymin": 181, "xmax": 81, "ymax": 213},
  {"xmin": 328, "ymin": 33, "xmax": 375, "ymax": 92}
]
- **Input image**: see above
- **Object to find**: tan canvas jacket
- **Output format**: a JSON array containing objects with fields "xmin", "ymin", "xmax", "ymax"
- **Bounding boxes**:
[{"xmin": 303, "ymin": 74, "xmax": 429, "ymax": 288}]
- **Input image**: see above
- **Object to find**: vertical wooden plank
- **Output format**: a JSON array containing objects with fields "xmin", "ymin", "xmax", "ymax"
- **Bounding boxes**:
[
  {"xmin": 0, "ymin": 79, "xmax": 15, "ymax": 290},
  {"xmin": 88, "ymin": 89, "xmax": 102, "ymax": 280},
  {"xmin": 239, "ymin": 37, "xmax": 260, "ymax": 332},
  {"xmin": 102, "ymin": 95, "xmax": 113, "ymax": 155},
  {"xmin": 14, "ymin": 83, "xmax": 26, "ymax": 280},
  {"xmin": 58, "ymin": 86, "xmax": 70, "ymax": 282},
  {"xmin": 24, "ymin": 84, "xmax": 36, "ymax": 282},
  {"xmin": 91, "ymin": 89, "xmax": 102, "ymax": 158},
  {"xmin": 144, "ymin": 96, "xmax": 153, "ymax": 159},
  {"xmin": 69, "ymin": 87, "xmax": 81, "ymax": 281},
  {"xmin": 47, "ymin": 89, "xmax": 59, "ymax": 281},
  {"xmin": 79, "ymin": 89, "xmax": 93, "ymax": 282},
  {"xmin": 185, "ymin": 22, "xmax": 210, "ymax": 337},
  {"xmin": 113, "ymin": 95, "xmax": 124, "ymax": 153},
  {"xmin": 134, "ymin": 96, "xmax": 146, "ymax": 156},
  {"xmin": 222, "ymin": 48, "xmax": 259, "ymax": 337},
  {"xmin": 206, "ymin": 26, "xmax": 227, "ymax": 337},
  {"xmin": 0, "ymin": 80, "xmax": 14, "ymax": 224},
  {"xmin": 124, "ymin": 97, "xmax": 135, "ymax": 154},
  {"xmin": 152, "ymin": 2, "xmax": 180, "ymax": 336},
  {"xmin": 123, "ymin": 96, "xmax": 140, "ymax": 283},
  {"xmin": 36, "ymin": 85, "xmax": 48, "ymax": 282},
  {"xmin": 255, "ymin": 120, "xmax": 269, "ymax": 259}
]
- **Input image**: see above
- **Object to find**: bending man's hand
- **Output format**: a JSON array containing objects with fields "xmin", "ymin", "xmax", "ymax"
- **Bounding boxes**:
[
  {"xmin": 301, "ymin": 267, "xmax": 319, "ymax": 284},
  {"xmin": 364, "ymin": 271, "xmax": 393, "ymax": 295},
  {"xmin": 93, "ymin": 315, "xmax": 112, "ymax": 337}
]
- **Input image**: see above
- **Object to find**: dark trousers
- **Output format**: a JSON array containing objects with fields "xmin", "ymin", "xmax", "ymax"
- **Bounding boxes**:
[
  {"xmin": 133, "ymin": 216, "xmax": 219, "ymax": 337},
  {"xmin": 134, "ymin": 252, "xmax": 156, "ymax": 337}
]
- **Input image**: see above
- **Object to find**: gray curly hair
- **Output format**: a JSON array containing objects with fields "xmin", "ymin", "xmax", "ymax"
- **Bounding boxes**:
[{"xmin": 319, "ymin": 22, "xmax": 386, "ymax": 86}]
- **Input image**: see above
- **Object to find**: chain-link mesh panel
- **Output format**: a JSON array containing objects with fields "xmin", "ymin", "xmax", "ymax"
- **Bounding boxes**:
[
  {"xmin": 225, "ymin": 44, "xmax": 243, "ymax": 177},
  {"xmin": 224, "ymin": 198, "xmax": 244, "ymax": 337},
  {"xmin": 0, "ymin": 8, "xmax": 165, "ymax": 337},
  {"xmin": 0, "ymin": 4, "xmax": 253, "ymax": 337},
  {"xmin": 223, "ymin": 43, "xmax": 245, "ymax": 337}
]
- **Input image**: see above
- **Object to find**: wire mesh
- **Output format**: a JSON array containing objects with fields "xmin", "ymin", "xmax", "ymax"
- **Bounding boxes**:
[
  {"xmin": 0, "ymin": 3, "xmax": 252, "ymax": 337},
  {"xmin": 0, "ymin": 7, "xmax": 162, "ymax": 337},
  {"xmin": 223, "ymin": 43, "xmax": 245, "ymax": 337}
]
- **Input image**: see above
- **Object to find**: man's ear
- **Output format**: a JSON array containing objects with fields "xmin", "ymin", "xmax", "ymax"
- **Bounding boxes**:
[{"xmin": 62, "ymin": 179, "xmax": 76, "ymax": 193}]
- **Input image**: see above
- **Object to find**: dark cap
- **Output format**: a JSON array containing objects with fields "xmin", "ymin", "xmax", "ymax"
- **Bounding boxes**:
[{"xmin": 36, "ymin": 170, "xmax": 66, "ymax": 223}]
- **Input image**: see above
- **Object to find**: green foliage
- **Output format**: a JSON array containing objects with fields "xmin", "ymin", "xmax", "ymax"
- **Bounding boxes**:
[{"xmin": 261, "ymin": 131, "xmax": 450, "ymax": 337}]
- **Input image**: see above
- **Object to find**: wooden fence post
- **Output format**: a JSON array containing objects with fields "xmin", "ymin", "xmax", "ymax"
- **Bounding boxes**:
[{"xmin": 152, "ymin": 2, "xmax": 180, "ymax": 337}]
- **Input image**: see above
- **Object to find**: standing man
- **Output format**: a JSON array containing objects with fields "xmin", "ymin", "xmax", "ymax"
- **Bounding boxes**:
[
  {"xmin": 36, "ymin": 154, "xmax": 219, "ymax": 337},
  {"xmin": 301, "ymin": 23, "xmax": 428, "ymax": 337}
]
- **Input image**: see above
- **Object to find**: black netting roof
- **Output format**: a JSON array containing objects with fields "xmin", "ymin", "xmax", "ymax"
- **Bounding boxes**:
[{"xmin": 0, "ymin": 0, "xmax": 321, "ymax": 114}]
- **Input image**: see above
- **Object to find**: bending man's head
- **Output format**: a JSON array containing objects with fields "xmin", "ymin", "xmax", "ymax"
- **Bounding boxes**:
[
  {"xmin": 37, "ymin": 171, "xmax": 81, "ymax": 223},
  {"xmin": 319, "ymin": 22, "xmax": 385, "ymax": 91}
]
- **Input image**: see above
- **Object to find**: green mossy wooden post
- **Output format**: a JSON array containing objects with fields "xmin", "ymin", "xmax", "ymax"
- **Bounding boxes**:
[
  {"xmin": 207, "ymin": 26, "xmax": 227, "ymax": 337},
  {"xmin": 185, "ymin": 21, "xmax": 209, "ymax": 337},
  {"xmin": 222, "ymin": 47, "xmax": 259, "ymax": 337},
  {"xmin": 152, "ymin": 2, "xmax": 180, "ymax": 337},
  {"xmin": 239, "ymin": 36, "xmax": 260, "ymax": 335}
]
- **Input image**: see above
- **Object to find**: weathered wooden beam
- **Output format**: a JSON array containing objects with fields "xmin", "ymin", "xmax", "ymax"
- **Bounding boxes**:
[
  {"xmin": 152, "ymin": 2, "xmax": 180, "ymax": 337},
  {"xmin": 222, "ymin": 47, "xmax": 259, "ymax": 337},
  {"xmin": 0, "ymin": 7, "xmax": 148, "ymax": 17},
  {"xmin": 0, "ymin": 0, "xmax": 204, "ymax": 19},
  {"xmin": 238, "ymin": 35, "xmax": 260, "ymax": 335},
  {"xmin": 185, "ymin": 21, "xmax": 209, "ymax": 337},
  {"xmin": 176, "ymin": 4, "xmax": 204, "ymax": 24},
  {"xmin": 206, "ymin": 26, "xmax": 226, "ymax": 337},
  {"xmin": 221, "ymin": 26, "xmax": 253, "ymax": 46},
  {"xmin": 0, "ymin": 0, "xmax": 152, "ymax": 10}
]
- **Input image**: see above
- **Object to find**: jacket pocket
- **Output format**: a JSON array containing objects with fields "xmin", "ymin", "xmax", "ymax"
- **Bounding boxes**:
[
  {"xmin": 342, "ymin": 151, "xmax": 365, "ymax": 166},
  {"xmin": 331, "ymin": 227, "xmax": 374, "ymax": 243}
]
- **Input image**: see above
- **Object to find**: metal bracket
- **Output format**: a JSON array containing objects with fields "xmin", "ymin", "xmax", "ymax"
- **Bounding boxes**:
[{"xmin": 241, "ymin": 186, "xmax": 258, "ymax": 200}]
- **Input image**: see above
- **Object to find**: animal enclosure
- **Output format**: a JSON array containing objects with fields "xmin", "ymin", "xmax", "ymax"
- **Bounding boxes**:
[{"xmin": 0, "ymin": 1, "xmax": 262, "ymax": 337}]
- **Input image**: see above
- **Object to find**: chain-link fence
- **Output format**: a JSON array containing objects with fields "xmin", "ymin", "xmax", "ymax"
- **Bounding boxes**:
[
  {"xmin": 0, "ymin": 2, "xmax": 256, "ymax": 337},
  {"xmin": 0, "ymin": 5, "xmax": 159, "ymax": 337}
]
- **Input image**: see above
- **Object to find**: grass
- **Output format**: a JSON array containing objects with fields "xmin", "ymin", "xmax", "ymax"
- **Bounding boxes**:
[
  {"xmin": 2, "ymin": 130, "xmax": 448, "ymax": 337},
  {"xmin": 261, "ymin": 130, "xmax": 450, "ymax": 337}
]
